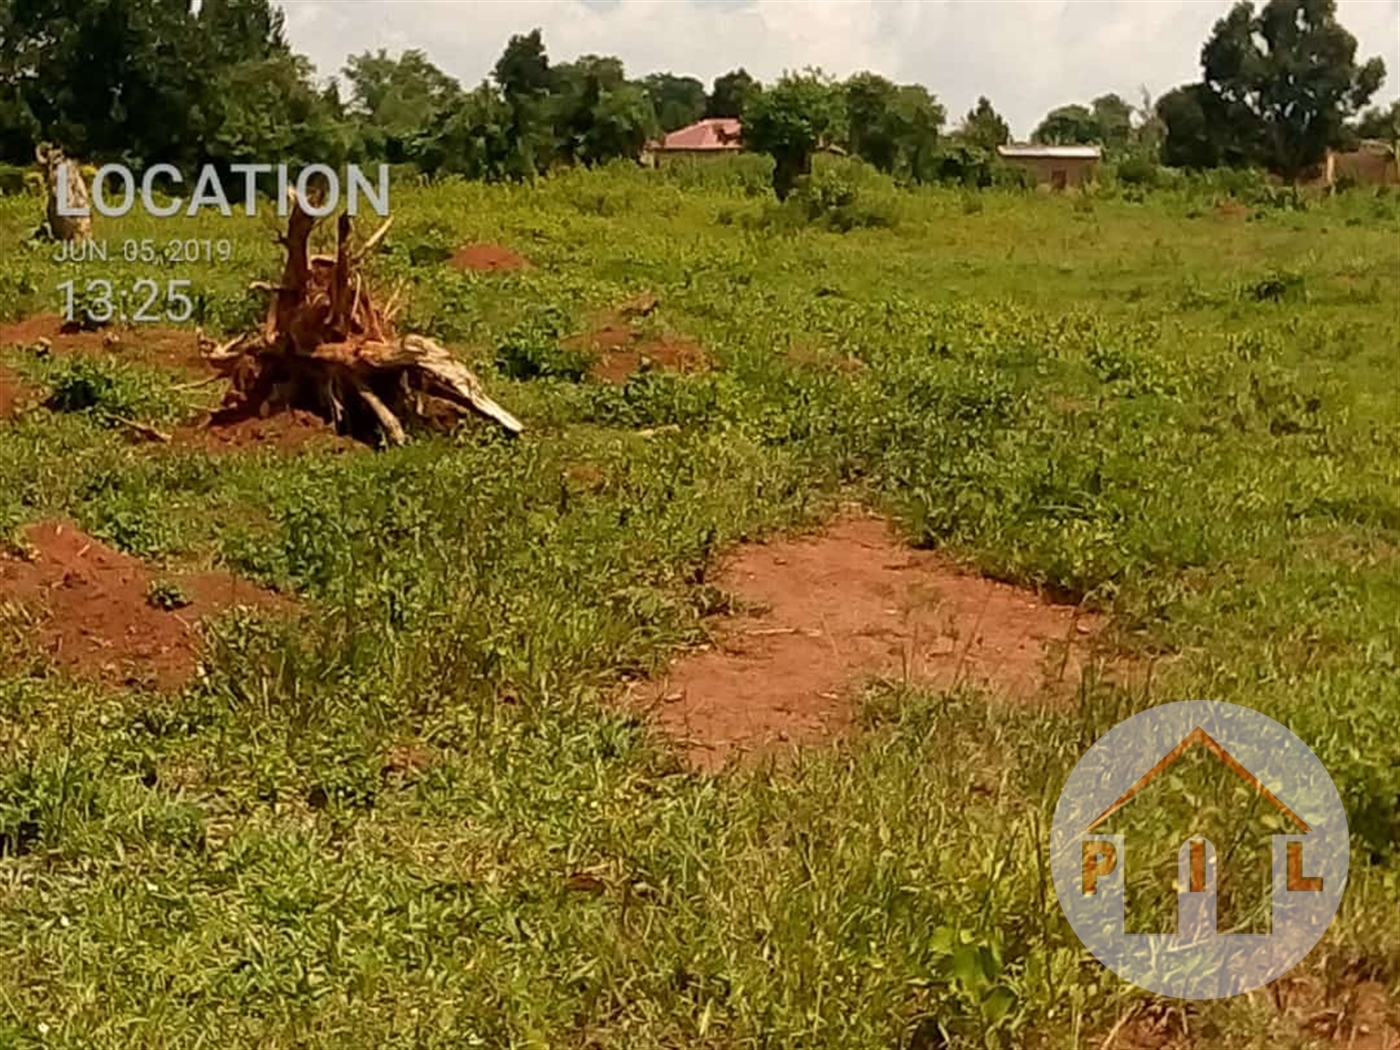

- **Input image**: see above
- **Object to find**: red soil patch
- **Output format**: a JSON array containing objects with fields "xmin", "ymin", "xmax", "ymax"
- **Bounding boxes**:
[
  {"xmin": 0, "ymin": 314, "xmax": 213, "ymax": 377},
  {"xmin": 0, "ymin": 366, "xmax": 29, "ymax": 417},
  {"xmin": 449, "ymin": 243, "xmax": 530, "ymax": 272},
  {"xmin": 637, "ymin": 514, "xmax": 1104, "ymax": 771},
  {"xmin": 171, "ymin": 407, "xmax": 357, "ymax": 455},
  {"xmin": 589, "ymin": 334, "xmax": 712, "ymax": 385},
  {"xmin": 0, "ymin": 520, "xmax": 287, "ymax": 690}
]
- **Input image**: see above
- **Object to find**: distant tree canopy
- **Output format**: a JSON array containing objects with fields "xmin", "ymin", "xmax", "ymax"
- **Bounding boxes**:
[
  {"xmin": 959, "ymin": 97, "xmax": 1010, "ymax": 151},
  {"xmin": 742, "ymin": 70, "xmax": 846, "ymax": 200},
  {"xmin": 707, "ymin": 69, "xmax": 760, "ymax": 119},
  {"xmin": 0, "ymin": 5, "xmax": 1390, "ymax": 189},
  {"xmin": 1159, "ymin": 0, "xmax": 1386, "ymax": 177}
]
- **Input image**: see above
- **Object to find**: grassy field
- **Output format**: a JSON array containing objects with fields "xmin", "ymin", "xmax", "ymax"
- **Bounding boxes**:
[{"xmin": 0, "ymin": 161, "xmax": 1397, "ymax": 1047}]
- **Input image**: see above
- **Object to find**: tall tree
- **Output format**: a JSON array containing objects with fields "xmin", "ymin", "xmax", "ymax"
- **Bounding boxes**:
[
  {"xmin": 1091, "ymin": 93, "xmax": 1134, "ymax": 151},
  {"xmin": 844, "ymin": 72, "xmax": 900, "ymax": 171},
  {"xmin": 1156, "ymin": 84, "xmax": 1224, "ymax": 168},
  {"xmin": 1033, "ymin": 104, "xmax": 1099, "ymax": 145},
  {"xmin": 1194, "ymin": 0, "xmax": 1386, "ymax": 176},
  {"xmin": 642, "ymin": 73, "xmax": 706, "ymax": 132},
  {"xmin": 414, "ymin": 81, "xmax": 515, "ymax": 180},
  {"xmin": 707, "ymin": 69, "xmax": 759, "ymax": 119},
  {"xmin": 344, "ymin": 49, "xmax": 460, "ymax": 163},
  {"xmin": 742, "ymin": 70, "xmax": 844, "ymax": 200},
  {"xmin": 492, "ymin": 29, "xmax": 554, "ymax": 178},
  {"xmin": 960, "ymin": 96, "xmax": 1010, "ymax": 151},
  {"xmin": 551, "ymin": 56, "xmax": 655, "ymax": 166}
]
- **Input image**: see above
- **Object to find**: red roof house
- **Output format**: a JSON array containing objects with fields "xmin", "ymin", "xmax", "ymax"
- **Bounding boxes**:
[{"xmin": 645, "ymin": 118, "xmax": 743, "ymax": 163}]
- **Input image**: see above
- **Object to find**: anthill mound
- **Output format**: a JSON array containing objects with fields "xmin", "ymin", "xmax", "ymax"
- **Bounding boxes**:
[
  {"xmin": 635, "ymin": 513, "xmax": 1107, "ymax": 771},
  {"xmin": 562, "ymin": 294, "xmax": 712, "ymax": 385},
  {"xmin": 0, "ymin": 520, "xmax": 288, "ymax": 690}
]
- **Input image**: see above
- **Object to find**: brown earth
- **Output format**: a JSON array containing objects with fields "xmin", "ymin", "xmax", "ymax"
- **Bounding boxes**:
[
  {"xmin": 0, "ymin": 366, "xmax": 29, "ymax": 417},
  {"xmin": 0, "ymin": 520, "xmax": 287, "ymax": 690},
  {"xmin": 450, "ymin": 243, "xmax": 530, "ymax": 272},
  {"xmin": 171, "ymin": 407, "xmax": 357, "ymax": 455},
  {"xmin": 636, "ymin": 513, "xmax": 1104, "ymax": 771},
  {"xmin": 562, "ymin": 300, "xmax": 713, "ymax": 385},
  {"xmin": 0, "ymin": 314, "xmax": 213, "ymax": 377}
]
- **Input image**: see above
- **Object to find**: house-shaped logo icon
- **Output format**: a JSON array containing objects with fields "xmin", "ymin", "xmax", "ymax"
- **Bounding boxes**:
[
  {"xmin": 1078, "ymin": 727, "xmax": 1322, "ymax": 941},
  {"xmin": 1050, "ymin": 702, "xmax": 1347, "ymax": 1000}
]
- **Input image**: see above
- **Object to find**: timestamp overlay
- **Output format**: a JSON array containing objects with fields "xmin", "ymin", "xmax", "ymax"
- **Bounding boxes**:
[{"xmin": 46, "ymin": 163, "xmax": 390, "ymax": 328}]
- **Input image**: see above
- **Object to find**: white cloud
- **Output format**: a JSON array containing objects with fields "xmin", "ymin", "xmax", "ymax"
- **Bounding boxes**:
[{"xmin": 279, "ymin": 0, "xmax": 1400, "ymax": 138}]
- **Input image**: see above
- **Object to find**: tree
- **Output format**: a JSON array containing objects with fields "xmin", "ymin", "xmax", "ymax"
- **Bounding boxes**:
[
  {"xmin": 707, "ymin": 69, "xmax": 759, "ymax": 118},
  {"xmin": 1157, "ymin": 83, "xmax": 1225, "ymax": 168},
  {"xmin": 1033, "ymin": 104, "xmax": 1099, "ymax": 145},
  {"xmin": 960, "ymin": 96, "xmax": 1010, "ymax": 151},
  {"xmin": 343, "ymin": 49, "xmax": 460, "ymax": 163},
  {"xmin": 208, "ymin": 52, "xmax": 355, "ymax": 170},
  {"xmin": 844, "ymin": 72, "xmax": 899, "ymax": 171},
  {"xmin": 642, "ymin": 73, "xmax": 706, "ymax": 132},
  {"xmin": 1091, "ymin": 93, "xmax": 1134, "ymax": 151},
  {"xmin": 409, "ymin": 82, "xmax": 513, "ymax": 180},
  {"xmin": 1353, "ymin": 100, "xmax": 1400, "ymax": 143},
  {"xmin": 550, "ymin": 56, "xmax": 655, "ymax": 166},
  {"xmin": 1191, "ymin": 0, "xmax": 1387, "ymax": 177},
  {"xmin": 742, "ymin": 70, "xmax": 844, "ymax": 200},
  {"xmin": 492, "ymin": 29, "xmax": 554, "ymax": 178}
]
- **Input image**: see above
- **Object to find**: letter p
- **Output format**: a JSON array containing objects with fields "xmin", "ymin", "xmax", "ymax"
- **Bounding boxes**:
[{"xmin": 1082, "ymin": 840, "xmax": 1117, "ymax": 895}]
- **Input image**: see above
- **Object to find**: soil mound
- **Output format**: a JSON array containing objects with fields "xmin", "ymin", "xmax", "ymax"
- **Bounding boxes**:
[
  {"xmin": 639, "ymin": 513, "xmax": 1105, "ymax": 771},
  {"xmin": 0, "ymin": 314, "xmax": 212, "ymax": 377},
  {"xmin": 0, "ymin": 520, "xmax": 287, "ymax": 690},
  {"xmin": 172, "ymin": 408, "xmax": 357, "ymax": 455},
  {"xmin": 450, "ymin": 244, "xmax": 530, "ymax": 272}
]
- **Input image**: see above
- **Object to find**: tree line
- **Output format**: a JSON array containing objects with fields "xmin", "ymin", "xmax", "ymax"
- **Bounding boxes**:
[{"xmin": 1, "ymin": 0, "xmax": 1394, "ymax": 197}]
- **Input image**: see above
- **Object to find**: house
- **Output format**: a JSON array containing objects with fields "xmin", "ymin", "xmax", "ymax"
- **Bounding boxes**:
[
  {"xmin": 1324, "ymin": 139, "xmax": 1399, "ymax": 188},
  {"xmin": 643, "ymin": 118, "xmax": 743, "ymax": 166},
  {"xmin": 996, "ymin": 144, "xmax": 1101, "ymax": 189}
]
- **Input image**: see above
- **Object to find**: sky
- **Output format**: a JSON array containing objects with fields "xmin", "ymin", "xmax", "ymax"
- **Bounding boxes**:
[{"xmin": 279, "ymin": 0, "xmax": 1400, "ymax": 138}]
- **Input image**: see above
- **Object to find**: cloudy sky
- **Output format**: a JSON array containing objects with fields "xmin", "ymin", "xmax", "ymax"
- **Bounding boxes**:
[{"xmin": 280, "ymin": 0, "xmax": 1400, "ymax": 138}]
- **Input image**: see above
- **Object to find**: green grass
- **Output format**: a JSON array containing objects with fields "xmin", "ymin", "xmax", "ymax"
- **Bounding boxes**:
[{"xmin": 0, "ymin": 160, "xmax": 1396, "ymax": 1047}]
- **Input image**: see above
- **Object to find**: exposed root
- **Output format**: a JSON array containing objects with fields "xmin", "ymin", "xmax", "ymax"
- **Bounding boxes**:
[{"xmin": 209, "ymin": 192, "xmax": 520, "ymax": 447}]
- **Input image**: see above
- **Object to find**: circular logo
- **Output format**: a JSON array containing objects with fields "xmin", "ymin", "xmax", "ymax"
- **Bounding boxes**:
[{"xmin": 1050, "ymin": 701, "xmax": 1347, "ymax": 999}]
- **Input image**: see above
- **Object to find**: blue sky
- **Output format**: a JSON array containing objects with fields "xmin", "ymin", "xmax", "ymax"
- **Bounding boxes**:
[{"xmin": 279, "ymin": 0, "xmax": 1400, "ymax": 138}]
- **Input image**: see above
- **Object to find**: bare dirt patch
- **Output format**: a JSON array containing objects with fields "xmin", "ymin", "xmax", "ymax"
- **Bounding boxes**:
[
  {"xmin": 637, "ymin": 513, "xmax": 1104, "ymax": 771},
  {"xmin": 450, "ymin": 243, "xmax": 531, "ymax": 272},
  {"xmin": 0, "ymin": 520, "xmax": 288, "ymax": 690},
  {"xmin": 171, "ymin": 407, "xmax": 358, "ymax": 455},
  {"xmin": 0, "ymin": 314, "xmax": 213, "ymax": 377},
  {"xmin": 0, "ymin": 366, "xmax": 30, "ymax": 418},
  {"xmin": 563, "ymin": 297, "xmax": 712, "ymax": 385}
]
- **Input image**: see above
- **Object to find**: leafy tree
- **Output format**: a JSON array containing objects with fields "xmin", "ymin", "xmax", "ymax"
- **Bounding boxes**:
[
  {"xmin": 207, "ymin": 53, "xmax": 355, "ymax": 171},
  {"xmin": 492, "ymin": 29, "xmax": 554, "ymax": 179},
  {"xmin": 1186, "ymin": 0, "xmax": 1387, "ymax": 177},
  {"xmin": 1157, "ymin": 83, "xmax": 1226, "ymax": 168},
  {"xmin": 844, "ymin": 73, "xmax": 899, "ymax": 171},
  {"xmin": 1032, "ymin": 104, "xmax": 1099, "ymax": 145},
  {"xmin": 960, "ymin": 96, "xmax": 1010, "ymax": 151},
  {"xmin": 1091, "ymin": 93, "xmax": 1134, "ymax": 151},
  {"xmin": 707, "ymin": 69, "xmax": 759, "ymax": 119},
  {"xmin": 642, "ymin": 73, "xmax": 706, "ymax": 132},
  {"xmin": 1353, "ymin": 99, "xmax": 1400, "ymax": 143},
  {"xmin": 413, "ymin": 81, "xmax": 515, "ymax": 180},
  {"xmin": 197, "ymin": 0, "xmax": 288, "ymax": 66},
  {"xmin": 551, "ymin": 56, "xmax": 655, "ymax": 166},
  {"xmin": 742, "ymin": 70, "xmax": 844, "ymax": 200},
  {"xmin": 344, "ymin": 49, "xmax": 460, "ymax": 163}
]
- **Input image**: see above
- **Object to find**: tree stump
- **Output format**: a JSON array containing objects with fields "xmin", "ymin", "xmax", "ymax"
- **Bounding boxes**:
[{"xmin": 204, "ymin": 192, "xmax": 521, "ymax": 446}]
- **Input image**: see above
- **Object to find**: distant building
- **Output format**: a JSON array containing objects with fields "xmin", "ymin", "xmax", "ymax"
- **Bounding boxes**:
[
  {"xmin": 644, "ymin": 118, "xmax": 743, "ymax": 166},
  {"xmin": 996, "ymin": 144, "xmax": 1101, "ymax": 189},
  {"xmin": 1324, "ymin": 140, "xmax": 1398, "ymax": 188}
]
